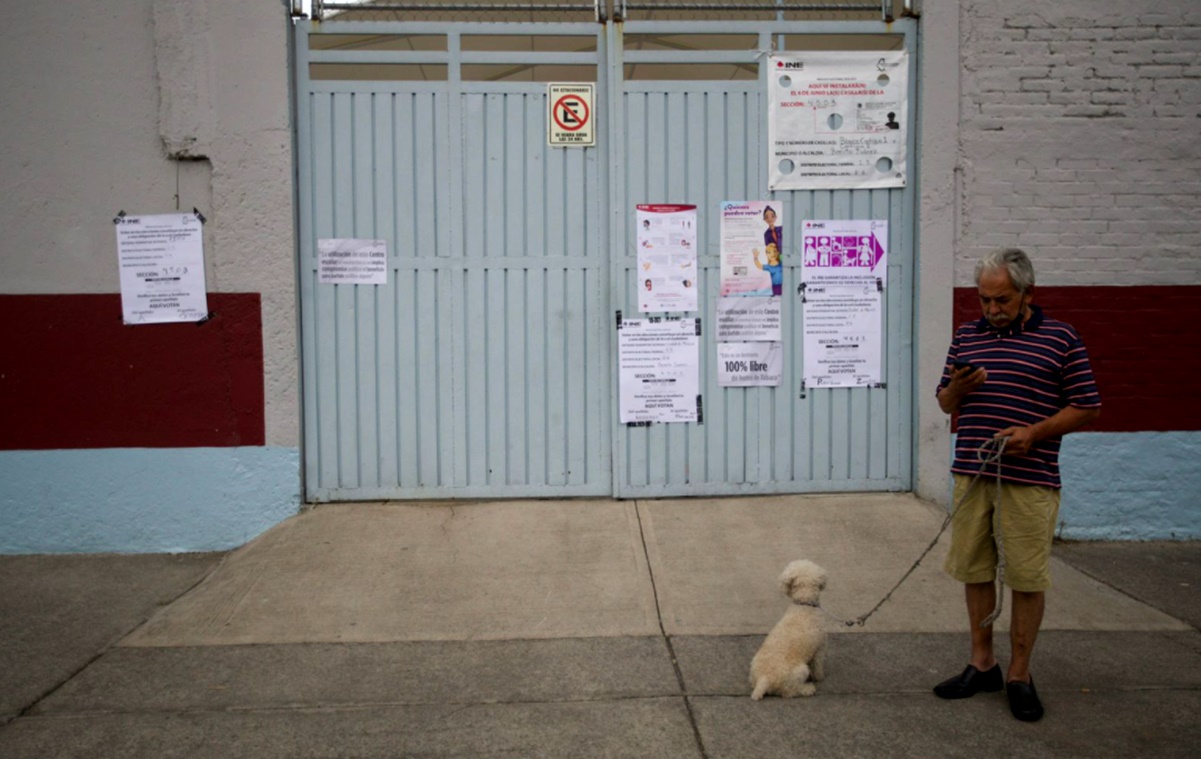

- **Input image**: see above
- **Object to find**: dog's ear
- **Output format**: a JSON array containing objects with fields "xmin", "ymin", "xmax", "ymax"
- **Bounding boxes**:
[{"xmin": 779, "ymin": 573, "xmax": 795, "ymax": 596}]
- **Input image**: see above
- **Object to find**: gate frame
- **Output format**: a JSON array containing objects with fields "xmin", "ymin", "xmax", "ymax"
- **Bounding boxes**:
[
  {"xmin": 608, "ymin": 17, "xmax": 919, "ymax": 498},
  {"xmin": 292, "ymin": 14, "xmax": 919, "ymax": 502},
  {"xmin": 294, "ymin": 19, "xmax": 614, "ymax": 502}
]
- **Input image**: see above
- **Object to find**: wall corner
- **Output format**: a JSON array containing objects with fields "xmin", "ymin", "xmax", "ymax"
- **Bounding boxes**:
[{"xmin": 914, "ymin": 0, "xmax": 960, "ymax": 505}]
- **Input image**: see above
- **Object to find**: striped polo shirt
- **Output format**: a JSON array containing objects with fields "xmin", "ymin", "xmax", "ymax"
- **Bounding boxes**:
[{"xmin": 937, "ymin": 305, "xmax": 1102, "ymax": 488}]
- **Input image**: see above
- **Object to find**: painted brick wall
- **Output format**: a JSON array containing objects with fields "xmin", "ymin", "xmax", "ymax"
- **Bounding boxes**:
[
  {"xmin": 952, "ymin": 285, "xmax": 1201, "ymax": 432},
  {"xmin": 958, "ymin": 0, "xmax": 1201, "ymax": 286}
]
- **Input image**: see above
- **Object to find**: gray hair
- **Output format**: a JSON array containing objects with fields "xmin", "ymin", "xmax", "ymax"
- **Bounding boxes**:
[{"xmin": 975, "ymin": 248, "xmax": 1035, "ymax": 294}]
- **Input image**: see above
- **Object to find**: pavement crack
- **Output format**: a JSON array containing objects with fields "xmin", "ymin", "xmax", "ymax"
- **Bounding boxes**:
[
  {"xmin": 634, "ymin": 500, "xmax": 711, "ymax": 759},
  {"xmin": 18, "ymin": 694, "xmax": 695, "ymax": 720},
  {"xmin": 438, "ymin": 505, "xmax": 461, "ymax": 564},
  {"xmin": 11, "ymin": 554, "xmax": 230, "ymax": 722}
]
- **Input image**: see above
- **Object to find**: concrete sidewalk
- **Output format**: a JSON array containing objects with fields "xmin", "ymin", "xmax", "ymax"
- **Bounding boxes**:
[{"xmin": 2, "ymin": 494, "xmax": 1199, "ymax": 757}]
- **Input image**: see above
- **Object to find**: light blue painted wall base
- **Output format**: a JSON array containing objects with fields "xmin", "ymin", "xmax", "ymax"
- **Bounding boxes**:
[
  {"xmin": 950, "ymin": 432, "xmax": 1201, "ymax": 541},
  {"xmin": 1059, "ymin": 432, "xmax": 1201, "ymax": 541},
  {"xmin": 6, "ymin": 434, "xmax": 1195, "ymax": 552},
  {"xmin": 0, "ymin": 447, "xmax": 301, "ymax": 554}
]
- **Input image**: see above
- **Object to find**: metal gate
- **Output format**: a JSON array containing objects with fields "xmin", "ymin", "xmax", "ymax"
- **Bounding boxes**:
[{"xmin": 294, "ymin": 8, "xmax": 916, "ymax": 501}]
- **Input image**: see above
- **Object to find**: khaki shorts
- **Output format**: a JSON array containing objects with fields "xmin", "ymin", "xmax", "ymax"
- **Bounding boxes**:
[{"xmin": 943, "ymin": 474, "xmax": 1061, "ymax": 592}]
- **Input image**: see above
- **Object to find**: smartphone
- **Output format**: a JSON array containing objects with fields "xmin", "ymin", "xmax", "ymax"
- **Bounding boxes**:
[{"xmin": 952, "ymin": 360, "xmax": 975, "ymax": 373}]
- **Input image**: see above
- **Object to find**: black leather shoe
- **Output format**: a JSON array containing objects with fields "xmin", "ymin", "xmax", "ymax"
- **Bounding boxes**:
[
  {"xmin": 1006, "ymin": 676, "xmax": 1045, "ymax": 722},
  {"xmin": 933, "ymin": 664, "xmax": 1004, "ymax": 699}
]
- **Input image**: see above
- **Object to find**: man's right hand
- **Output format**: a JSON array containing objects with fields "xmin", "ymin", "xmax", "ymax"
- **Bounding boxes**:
[
  {"xmin": 938, "ymin": 365, "xmax": 987, "ymax": 413},
  {"xmin": 950, "ymin": 364, "xmax": 987, "ymax": 388}
]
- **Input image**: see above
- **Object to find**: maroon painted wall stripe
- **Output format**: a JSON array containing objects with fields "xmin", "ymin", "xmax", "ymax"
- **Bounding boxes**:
[
  {"xmin": 952, "ymin": 285, "xmax": 1201, "ymax": 432},
  {"xmin": 0, "ymin": 294, "xmax": 265, "ymax": 450},
  {"xmin": 3, "ymin": 286, "xmax": 1193, "ymax": 451}
]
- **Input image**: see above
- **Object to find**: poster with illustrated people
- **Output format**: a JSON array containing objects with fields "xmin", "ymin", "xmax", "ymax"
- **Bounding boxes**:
[
  {"xmin": 719, "ymin": 201, "xmax": 785, "ymax": 298},
  {"xmin": 768, "ymin": 51, "xmax": 909, "ymax": 190},
  {"xmin": 715, "ymin": 201, "xmax": 784, "ymax": 386},
  {"xmin": 799, "ymin": 219, "xmax": 886, "ymax": 389},
  {"xmin": 636, "ymin": 204, "xmax": 698, "ymax": 313},
  {"xmin": 801, "ymin": 219, "xmax": 888, "ymax": 287}
]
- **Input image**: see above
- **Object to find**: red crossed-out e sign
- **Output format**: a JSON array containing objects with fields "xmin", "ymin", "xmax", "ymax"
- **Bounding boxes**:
[
  {"xmin": 553, "ymin": 95, "xmax": 589, "ymax": 131},
  {"xmin": 547, "ymin": 83, "xmax": 595, "ymax": 147}
]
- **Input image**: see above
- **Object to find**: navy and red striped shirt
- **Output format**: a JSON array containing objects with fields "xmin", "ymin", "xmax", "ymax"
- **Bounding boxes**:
[{"xmin": 937, "ymin": 305, "xmax": 1102, "ymax": 488}]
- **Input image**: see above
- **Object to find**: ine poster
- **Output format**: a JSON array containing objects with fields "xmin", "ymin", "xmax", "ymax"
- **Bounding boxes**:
[
  {"xmin": 802, "ymin": 284, "xmax": 882, "ymax": 388},
  {"xmin": 115, "ymin": 212, "xmax": 208, "ymax": 325},
  {"xmin": 637, "ymin": 204, "xmax": 698, "ymax": 313},
  {"xmin": 618, "ymin": 317, "xmax": 702, "ymax": 424},
  {"xmin": 768, "ymin": 51, "xmax": 909, "ymax": 190},
  {"xmin": 801, "ymin": 219, "xmax": 889, "ymax": 287}
]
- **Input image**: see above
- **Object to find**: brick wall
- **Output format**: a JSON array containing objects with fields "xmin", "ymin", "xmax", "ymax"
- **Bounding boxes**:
[
  {"xmin": 952, "ymin": 285, "xmax": 1201, "ymax": 432},
  {"xmin": 958, "ymin": 0, "xmax": 1201, "ymax": 286}
]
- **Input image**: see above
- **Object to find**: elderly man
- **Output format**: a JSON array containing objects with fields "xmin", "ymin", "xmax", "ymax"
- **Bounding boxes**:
[{"xmin": 934, "ymin": 248, "xmax": 1101, "ymax": 722}]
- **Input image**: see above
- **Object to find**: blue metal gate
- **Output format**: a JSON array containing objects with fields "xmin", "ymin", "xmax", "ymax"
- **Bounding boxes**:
[{"xmin": 294, "ymin": 14, "xmax": 916, "ymax": 501}]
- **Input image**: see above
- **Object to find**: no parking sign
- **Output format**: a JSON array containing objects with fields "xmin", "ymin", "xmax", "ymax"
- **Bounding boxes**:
[{"xmin": 547, "ymin": 83, "xmax": 595, "ymax": 147}]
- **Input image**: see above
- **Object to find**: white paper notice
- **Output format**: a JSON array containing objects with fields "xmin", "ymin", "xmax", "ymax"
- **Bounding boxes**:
[
  {"xmin": 618, "ymin": 317, "xmax": 702, "ymax": 424},
  {"xmin": 718, "ymin": 342, "xmax": 783, "ymax": 387},
  {"xmin": 637, "ymin": 204, "xmax": 698, "ymax": 313},
  {"xmin": 318, "ymin": 239, "xmax": 388, "ymax": 285},
  {"xmin": 802, "ymin": 284, "xmax": 882, "ymax": 388},
  {"xmin": 769, "ymin": 51, "xmax": 909, "ymax": 190},
  {"xmin": 801, "ymin": 219, "xmax": 888, "ymax": 287},
  {"xmin": 720, "ymin": 201, "xmax": 785, "ymax": 298},
  {"xmin": 115, "ymin": 212, "xmax": 209, "ymax": 325},
  {"xmin": 715, "ymin": 297, "xmax": 781, "ymax": 342}
]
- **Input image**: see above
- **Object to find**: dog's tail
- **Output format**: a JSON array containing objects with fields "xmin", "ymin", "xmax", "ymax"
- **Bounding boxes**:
[{"xmin": 751, "ymin": 677, "xmax": 770, "ymax": 701}]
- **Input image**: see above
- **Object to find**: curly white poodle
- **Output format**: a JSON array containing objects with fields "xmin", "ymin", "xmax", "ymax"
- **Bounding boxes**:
[{"xmin": 749, "ymin": 559, "xmax": 829, "ymax": 699}]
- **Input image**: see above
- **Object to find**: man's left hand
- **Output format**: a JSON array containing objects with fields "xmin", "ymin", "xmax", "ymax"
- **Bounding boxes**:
[{"xmin": 995, "ymin": 425, "xmax": 1038, "ymax": 456}]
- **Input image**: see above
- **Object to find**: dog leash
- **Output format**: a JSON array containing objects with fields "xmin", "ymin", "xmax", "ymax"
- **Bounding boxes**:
[
  {"xmin": 979, "ymin": 437, "xmax": 1009, "ymax": 628},
  {"xmin": 813, "ymin": 436, "xmax": 1009, "ymax": 628}
]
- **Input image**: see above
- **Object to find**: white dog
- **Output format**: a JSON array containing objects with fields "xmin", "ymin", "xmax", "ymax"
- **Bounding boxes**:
[{"xmin": 749, "ymin": 559, "xmax": 829, "ymax": 699}]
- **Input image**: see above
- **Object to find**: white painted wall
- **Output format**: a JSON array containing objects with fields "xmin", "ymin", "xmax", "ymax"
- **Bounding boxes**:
[
  {"xmin": 0, "ymin": 0, "xmax": 298, "ymax": 447},
  {"xmin": 1, "ymin": 2, "xmax": 178, "ymax": 291},
  {"xmin": 914, "ymin": 0, "xmax": 960, "ymax": 504}
]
